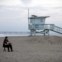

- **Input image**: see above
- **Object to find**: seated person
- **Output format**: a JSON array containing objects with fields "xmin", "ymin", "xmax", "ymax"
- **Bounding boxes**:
[{"xmin": 3, "ymin": 36, "xmax": 13, "ymax": 52}]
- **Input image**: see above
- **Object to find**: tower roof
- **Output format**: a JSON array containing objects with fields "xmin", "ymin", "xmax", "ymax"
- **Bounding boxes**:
[{"xmin": 29, "ymin": 15, "xmax": 49, "ymax": 19}]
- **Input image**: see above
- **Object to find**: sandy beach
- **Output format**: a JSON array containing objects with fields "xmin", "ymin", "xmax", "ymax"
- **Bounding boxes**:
[{"xmin": 0, "ymin": 36, "xmax": 62, "ymax": 62}]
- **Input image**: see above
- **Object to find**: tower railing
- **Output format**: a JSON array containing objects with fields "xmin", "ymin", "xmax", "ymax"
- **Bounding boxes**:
[{"xmin": 29, "ymin": 24, "xmax": 62, "ymax": 34}]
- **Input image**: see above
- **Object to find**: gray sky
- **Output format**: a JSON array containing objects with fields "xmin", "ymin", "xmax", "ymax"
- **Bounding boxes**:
[{"xmin": 0, "ymin": 0, "xmax": 62, "ymax": 32}]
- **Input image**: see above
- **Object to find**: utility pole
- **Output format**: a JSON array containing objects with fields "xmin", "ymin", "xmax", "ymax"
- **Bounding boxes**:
[{"xmin": 28, "ymin": 8, "xmax": 29, "ymax": 26}]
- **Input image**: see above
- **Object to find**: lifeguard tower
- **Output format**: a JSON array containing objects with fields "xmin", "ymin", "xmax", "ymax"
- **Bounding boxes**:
[
  {"xmin": 28, "ymin": 15, "xmax": 50, "ymax": 36},
  {"xmin": 28, "ymin": 15, "xmax": 62, "ymax": 36}
]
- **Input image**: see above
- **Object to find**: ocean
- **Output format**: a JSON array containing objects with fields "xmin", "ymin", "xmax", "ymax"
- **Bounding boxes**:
[
  {"xmin": 0, "ymin": 31, "xmax": 62, "ymax": 37},
  {"xmin": 0, "ymin": 32, "xmax": 30, "ymax": 37}
]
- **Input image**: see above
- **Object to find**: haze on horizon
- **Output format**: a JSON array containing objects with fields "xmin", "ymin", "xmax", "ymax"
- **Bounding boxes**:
[{"xmin": 0, "ymin": 0, "xmax": 62, "ymax": 33}]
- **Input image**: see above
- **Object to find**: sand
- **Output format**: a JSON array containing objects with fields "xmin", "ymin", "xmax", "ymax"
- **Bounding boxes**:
[{"xmin": 0, "ymin": 36, "xmax": 62, "ymax": 62}]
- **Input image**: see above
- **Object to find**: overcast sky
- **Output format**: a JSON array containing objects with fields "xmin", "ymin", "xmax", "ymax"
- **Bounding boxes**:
[{"xmin": 0, "ymin": 0, "xmax": 62, "ymax": 32}]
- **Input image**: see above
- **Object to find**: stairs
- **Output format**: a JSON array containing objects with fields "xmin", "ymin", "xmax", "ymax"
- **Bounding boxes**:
[
  {"xmin": 44, "ymin": 24, "xmax": 62, "ymax": 34},
  {"xmin": 50, "ymin": 25, "xmax": 62, "ymax": 34}
]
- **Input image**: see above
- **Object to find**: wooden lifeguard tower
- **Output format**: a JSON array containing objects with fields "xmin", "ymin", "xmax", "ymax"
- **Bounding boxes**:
[{"xmin": 28, "ymin": 15, "xmax": 49, "ymax": 36}]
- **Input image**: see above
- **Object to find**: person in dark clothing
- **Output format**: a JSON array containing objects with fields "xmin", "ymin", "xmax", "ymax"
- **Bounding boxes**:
[{"xmin": 3, "ymin": 36, "xmax": 13, "ymax": 52}]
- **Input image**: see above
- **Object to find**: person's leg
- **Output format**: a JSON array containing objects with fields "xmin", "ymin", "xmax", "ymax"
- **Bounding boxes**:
[{"xmin": 10, "ymin": 44, "xmax": 13, "ymax": 52}]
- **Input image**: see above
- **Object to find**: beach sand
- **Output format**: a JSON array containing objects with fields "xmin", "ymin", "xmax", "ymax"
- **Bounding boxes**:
[{"xmin": 0, "ymin": 36, "xmax": 62, "ymax": 62}]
